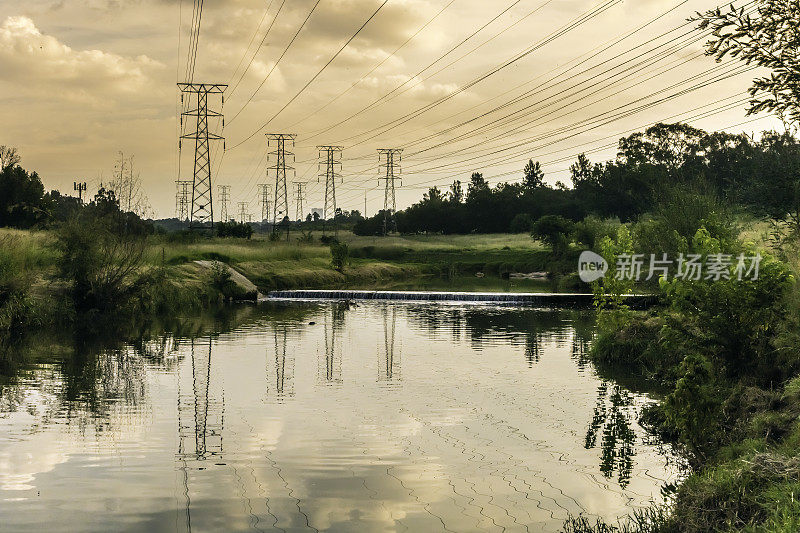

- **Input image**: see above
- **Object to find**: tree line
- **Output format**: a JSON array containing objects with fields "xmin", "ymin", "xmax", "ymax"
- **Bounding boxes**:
[{"xmin": 354, "ymin": 123, "xmax": 800, "ymax": 236}]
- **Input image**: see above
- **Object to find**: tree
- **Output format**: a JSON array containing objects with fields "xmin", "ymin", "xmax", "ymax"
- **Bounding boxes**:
[
  {"xmin": 531, "ymin": 215, "xmax": 574, "ymax": 255},
  {"xmin": 0, "ymin": 164, "xmax": 49, "ymax": 228},
  {"xmin": 695, "ymin": 1, "xmax": 800, "ymax": 125},
  {"xmin": 523, "ymin": 159, "xmax": 544, "ymax": 190},
  {"xmin": 618, "ymin": 122, "xmax": 706, "ymax": 172},
  {"xmin": 570, "ymin": 154, "xmax": 595, "ymax": 187},
  {"xmin": 109, "ymin": 152, "xmax": 150, "ymax": 218},
  {"xmin": 448, "ymin": 180, "xmax": 463, "ymax": 203},
  {"xmin": 466, "ymin": 172, "xmax": 489, "ymax": 202},
  {"xmin": 0, "ymin": 145, "xmax": 20, "ymax": 170}
]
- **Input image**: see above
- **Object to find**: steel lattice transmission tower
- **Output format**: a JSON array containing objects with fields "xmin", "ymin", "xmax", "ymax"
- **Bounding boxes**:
[
  {"xmin": 176, "ymin": 180, "xmax": 191, "ymax": 221},
  {"xmin": 378, "ymin": 149, "xmax": 402, "ymax": 235},
  {"xmin": 217, "ymin": 185, "xmax": 231, "ymax": 222},
  {"xmin": 237, "ymin": 201, "xmax": 250, "ymax": 223},
  {"xmin": 293, "ymin": 182, "xmax": 308, "ymax": 221},
  {"xmin": 266, "ymin": 133, "xmax": 296, "ymax": 226},
  {"xmin": 257, "ymin": 184, "xmax": 272, "ymax": 223},
  {"xmin": 317, "ymin": 145, "xmax": 343, "ymax": 221},
  {"xmin": 178, "ymin": 82, "xmax": 227, "ymax": 229}
]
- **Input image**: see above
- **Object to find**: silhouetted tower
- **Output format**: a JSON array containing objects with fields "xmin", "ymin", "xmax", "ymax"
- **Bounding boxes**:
[
  {"xmin": 217, "ymin": 185, "xmax": 231, "ymax": 222},
  {"xmin": 178, "ymin": 82, "xmax": 227, "ymax": 229},
  {"xmin": 293, "ymin": 182, "xmax": 308, "ymax": 221},
  {"xmin": 73, "ymin": 181, "xmax": 87, "ymax": 203},
  {"xmin": 317, "ymin": 145, "xmax": 343, "ymax": 221},
  {"xmin": 237, "ymin": 201, "xmax": 249, "ymax": 223},
  {"xmin": 266, "ymin": 133, "xmax": 296, "ymax": 225},
  {"xmin": 378, "ymin": 149, "xmax": 402, "ymax": 235},
  {"xmin": 175, "ymin": 180, "xmax": 191, "ymax": 220},
  {"xmin": 257, "ymin": 184, "xmax": 272, "ymax": 222}
]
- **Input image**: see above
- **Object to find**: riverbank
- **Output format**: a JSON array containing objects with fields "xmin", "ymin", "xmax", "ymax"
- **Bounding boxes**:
[
  {"xmin": 0, "ymin": 228, "xmax": 571, "ymax": 338},
  {"xmin": 563, "ymin": 223, "xmax": 800, "ymax": 531}
]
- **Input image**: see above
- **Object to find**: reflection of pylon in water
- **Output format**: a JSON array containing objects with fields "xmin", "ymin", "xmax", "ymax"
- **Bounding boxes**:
[
  {"xmin": 272, "ymin": 326, "xmax": 294, "ymax": 398},
  {"xmin": 321, "ymin": 306, "xmax": 343, "ymax": 383},
  {"xmin": 380, "ymin": 306, "xmax": 400, "ymax": 380},
  {"xmin": 178, "ymin": 338, "xmax": 224, "ymax": 460}
]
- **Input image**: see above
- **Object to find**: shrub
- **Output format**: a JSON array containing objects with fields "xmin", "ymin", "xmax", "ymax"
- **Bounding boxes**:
[
  {"xmin": 330, "ymin": 242, "xmax": 349, "ymax": 272},
  {"xmin": 55, "ymin": 215, "xmax": 147, "ymax": 315},
  {"xmin": 573, "ymin": 216, "xmax": 619, "ymax": 249},
  {"xmin": 531, "ymin": 214, "xmax": 574, "ymax": 255},
  {"xmin": 216, "ymin": 220, "xmax": 253, "ymax": 239},
  {"xmin": 509, "ymin": 213, "xmax": 533, "ymax": 234}
]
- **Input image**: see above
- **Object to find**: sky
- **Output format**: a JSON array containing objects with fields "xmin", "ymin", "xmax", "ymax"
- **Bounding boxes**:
[{"xmin": 0, "ymin": 0, "xmax": 782, "ymax": 220}]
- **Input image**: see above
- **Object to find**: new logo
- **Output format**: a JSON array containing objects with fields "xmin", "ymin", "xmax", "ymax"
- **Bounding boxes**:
[{"xmin": 578, "ymin": 251, "xmax": 608, "ymax": 283}]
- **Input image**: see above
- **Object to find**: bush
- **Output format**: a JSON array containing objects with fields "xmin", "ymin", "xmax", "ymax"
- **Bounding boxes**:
[
  {"xmin": 216, "ymin": 220, "xmax": 253, "ymax": 239},
  {"xmin": 330, "ymin": 242, "xmax": 349, "ymax": 272},
  {"xmin": 573, "ymin": 216, "xmax": 619, "ymax": 250},
  {"xmin": 55, "ymin": 215, "xmax": 147, "ymax": 315},
  {"xmin": 531, "ymin": 214, "xmax": 574, "ymax": 255},
  {"xmin": 509, "ymin": 213, "xmax": 533, "ymax": 233},
  {"xmin": 0, "ymin": 236, "xmax": 40, "ymax": 333},
  {"xmin": 208, "ymin": 261, "xmax": 244, "ymax": 300}
]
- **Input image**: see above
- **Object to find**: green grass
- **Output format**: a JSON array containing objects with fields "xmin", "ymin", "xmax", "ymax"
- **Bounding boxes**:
[{"xmin": 4, "ymin": 228, "xmax": 563, "ymax": 299}]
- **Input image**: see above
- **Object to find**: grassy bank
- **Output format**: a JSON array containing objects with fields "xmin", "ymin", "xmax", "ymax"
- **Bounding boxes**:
[
  {"xmin": 0, "ymin": 228, "xmax": 566, "ymax": 339},
  {"xmin": 144, "ymin": 230, "xmax": 562, "ymax": 293},
  {"xmin": 563, "ymin": 215, "xmax": 800, "ymax": 531}
]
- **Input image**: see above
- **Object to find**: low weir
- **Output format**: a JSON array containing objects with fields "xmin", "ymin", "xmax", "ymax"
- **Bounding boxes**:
[{"xmin": 266, "ymin": 290, "xmax": 656, "ymax": 308}]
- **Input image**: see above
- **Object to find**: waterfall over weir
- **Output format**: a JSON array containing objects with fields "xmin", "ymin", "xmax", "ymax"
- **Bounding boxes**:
[{"xmin": 266, "ymin": 290, "xmax": 655, "ymax": 308}]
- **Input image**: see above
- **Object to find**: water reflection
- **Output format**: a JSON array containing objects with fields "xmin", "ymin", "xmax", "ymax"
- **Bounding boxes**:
[
  {"xmin": 178, "ymin": 338, "xmax": 224, "ymax": 461},
  {"xmin": 380, "ymin": 305, "xmax": 400, "ymax": 381},
  {"xmin": 584, "ymin": 381, "xmax": 637, "ymax": 488},
  {"xmin": 0, "ymin": 302, "xmax": 680, "ymax": 532},
  {"xmin": 319, "ymin": 305, "xmax": 344, "ymax": 384}
]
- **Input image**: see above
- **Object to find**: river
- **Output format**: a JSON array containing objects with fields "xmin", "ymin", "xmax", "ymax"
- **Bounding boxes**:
[{"xmin": 0, "ymin": 301, "xmax": 681, "ymax": 532}]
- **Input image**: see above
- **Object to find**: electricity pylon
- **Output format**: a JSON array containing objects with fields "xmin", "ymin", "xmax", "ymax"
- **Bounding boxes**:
[
  {"xmin": 217, "ymin": 185, "xmax": 231, "ymax": 222},
  {"xmin": 293, "ymin": 182, "xmax": 308, "ymax": 221},
  {"xmin": 237, "ymin": 201, "xmax": 249, "ymax": 223},
  {"xmin": 73, "ymin": 181, "xmax": 87, "ymax": 203},
  {"xmin": 257, "ymin": 184, "xmax": 272, "ymax": 223},
  {"xmin": 266, "ymin": 134, "xmax": 296, "ymax": 226},
  {"xmin": 378, "ymin": 148, "xmax": 402, "ymax": 235},
  {"xmin": 317, "ymin": 145, "xmax": 343, "ymax": 221},
  {"xmin": 176, "ymin": 180, "xmax": 191, "ymax": 220},
  {"xmin": 178, "ymin": 82, "xmax": 226, "ymax": 229}
]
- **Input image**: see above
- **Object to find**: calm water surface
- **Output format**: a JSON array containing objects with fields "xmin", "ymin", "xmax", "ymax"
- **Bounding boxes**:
[{"xmin": 0, "ymin": 302, "xmax": 681, "ymax": 532}]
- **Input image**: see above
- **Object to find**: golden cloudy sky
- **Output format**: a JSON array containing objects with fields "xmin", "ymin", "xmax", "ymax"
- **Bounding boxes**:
[{"xmin": 0, "ymin": 0, "xmax": 781, "ymax": 218}]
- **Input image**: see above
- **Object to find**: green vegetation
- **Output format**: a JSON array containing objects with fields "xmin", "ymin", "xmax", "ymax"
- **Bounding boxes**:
[{"xmin": 563, "ymin": 3, "xmax": 800, "ymax": 529}]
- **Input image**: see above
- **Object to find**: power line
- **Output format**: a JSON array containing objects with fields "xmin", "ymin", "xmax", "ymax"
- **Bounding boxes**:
[
  {"xmin": 227, "ymin": 0, "xmax": 286, "ymax": 97},
  {"xmin": 334, "ymin": 0, "xmax": 625, "ymax": 148},
  {"xmin": 285, "ymin": 0, "xmax": 459, "ymax": 131},
  {"xmin": 230, "ymin": 0, "xmax": 390, "ymax": 149},
  {"xmin": 302, "ymin": 0, "xmax": 530, "ymax": 140},
  {"xmin": 228, "ymin": 0, "xmax": 323, "ymax": 125},
  {"xmin": 228, "ymin": 0, "xmax": 615, "ymax": 202}
]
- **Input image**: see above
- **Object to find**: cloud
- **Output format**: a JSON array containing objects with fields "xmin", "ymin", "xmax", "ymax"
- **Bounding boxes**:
[{"xmin": 0, "ymin": 16, "xmax": 164, "ymax": 100}]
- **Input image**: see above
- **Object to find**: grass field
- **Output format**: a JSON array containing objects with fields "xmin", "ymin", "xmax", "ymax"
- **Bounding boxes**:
[{"xmin": 4, "ymin": 228, "xmax": 552, "ymax": 297}]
